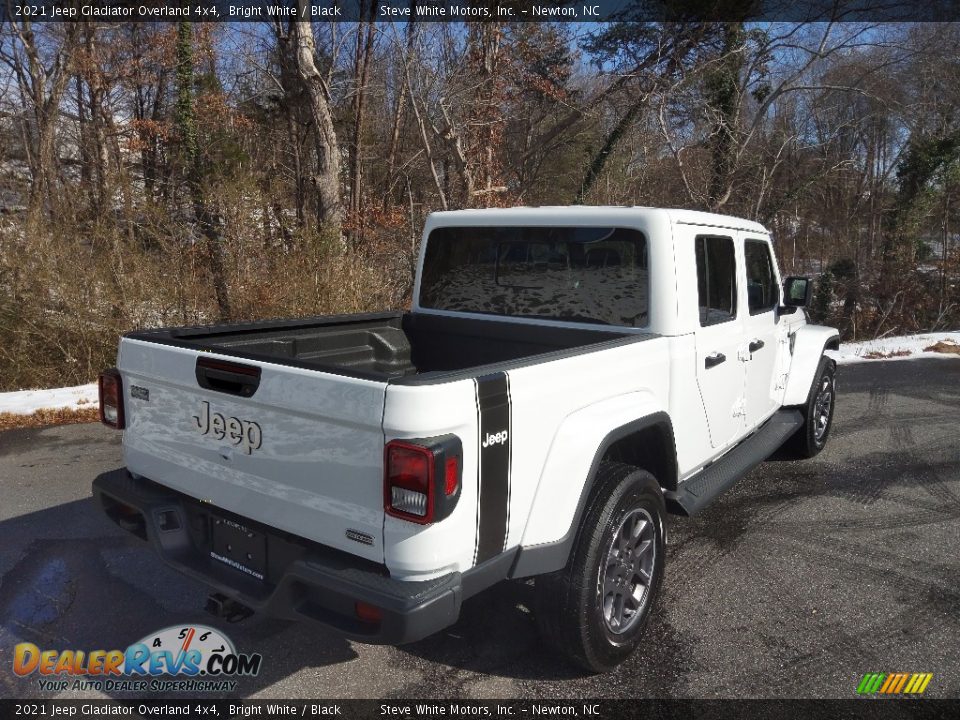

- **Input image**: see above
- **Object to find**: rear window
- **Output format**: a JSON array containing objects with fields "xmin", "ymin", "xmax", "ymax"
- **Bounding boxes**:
[{"xmin": 418, "ymin": 226, "xmax": 649, "ymax": 327}]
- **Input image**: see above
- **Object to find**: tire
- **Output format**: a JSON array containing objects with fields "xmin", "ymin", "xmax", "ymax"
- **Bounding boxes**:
[
  {"xmin": 786, "ymin": 356, "xmax": 836, "ymax": 459},
  {"xmin": 534, "ymin": 462, "xmax": 666, "ymax": 673}
]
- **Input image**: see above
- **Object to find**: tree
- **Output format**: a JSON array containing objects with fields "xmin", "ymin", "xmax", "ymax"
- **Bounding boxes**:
[
  {"xmin": 348, "ymin": 1, "xmax": 377, "ymax": 245},
  {"xmin": 292, "ymin": 0, "xmax": 342, "ymax": 235},
  {"xmin": 175, "ymin": 21, "xmax": 231, "ymax": 321},
  {"xmin": 0, "ymin": 20, "xmax": 80, "ymax": 222},
  {"xmin": 880, "ymin": 130, "xmax": 960, "ymax": 292},
  {"xmin": 575, "ymin": 21, "xmax": 717, "ymax": 204},
  {"xmin": 704, "ymin": 22, "xmax": 746, "ymax": 209}
]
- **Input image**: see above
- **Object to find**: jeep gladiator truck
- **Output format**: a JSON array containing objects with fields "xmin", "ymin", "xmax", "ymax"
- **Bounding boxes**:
[{"xmin": 94, "ymin": 207, "xmax": 839, "ymax": 672}]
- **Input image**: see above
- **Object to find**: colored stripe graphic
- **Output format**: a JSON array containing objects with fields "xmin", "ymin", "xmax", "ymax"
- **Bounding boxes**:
[
  {"xmin": 886, "ymin": 673, "xmax": 908, "ymax": 693},
  {"xmin": 879, "ymin": 674, "xmax": 896, "ymax": 693},
  {"xmin": 857, "ymin": 672, "xmax": 932, "ymax": 695},
  {"xmin": 894, "ymin": 673, "xmax": 910, "ymax": 693},
  {"xmin": 857, "ymin": 673, "xmax": 885, "ymax": 694}
]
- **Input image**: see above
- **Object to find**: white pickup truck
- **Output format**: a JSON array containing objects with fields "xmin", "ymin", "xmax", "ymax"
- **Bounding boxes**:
[{"xmin": 94, "ymin": 207, "xmax": 839, "ymax": 672}]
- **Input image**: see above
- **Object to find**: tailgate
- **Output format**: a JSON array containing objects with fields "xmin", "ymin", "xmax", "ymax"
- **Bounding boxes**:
[{"xmin": 117, "ymin": 338, "xmax": 387, "ymax": 562}]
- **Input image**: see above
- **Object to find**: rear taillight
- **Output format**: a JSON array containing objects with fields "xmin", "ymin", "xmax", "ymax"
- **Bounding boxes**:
[
  {"xmin": 445, "ymin": 456, "xmax": 459, "ymax": 496},
  {"xmin": 384, "ymin": 435, "xmax": 462, "ymax": 525},
  {"xmin": 98, "ymin": 368, "xmax": 125, "ymax": 429},
  {"xmin": 385, "ymin": 442, "xmax": 434, "ymax": 522}
]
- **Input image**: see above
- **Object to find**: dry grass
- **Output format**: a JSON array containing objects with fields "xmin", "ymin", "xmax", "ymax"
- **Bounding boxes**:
[
  {"xmin": 924, "ymin": 341, "xmax": 960, "ymax": 355},
  {"xmin": 862, "ymin": 349, "xmax": 912, "ymax": 360},
  {"xmin": 0, "ymin": 207, "xmax": 413, "ymax": 392},
  {"xmin": 0, "ymin": 406, "xmax": 99, "ymax": 431}
]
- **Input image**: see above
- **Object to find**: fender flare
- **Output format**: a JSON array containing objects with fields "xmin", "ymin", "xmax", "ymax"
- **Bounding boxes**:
[
  {"xmin": 782, "ymin": 324, "xmax": 840, "ymax": 407},
  {"xmin": 510, "ymin": 403, "xmax": 676, "ymax": 578}
]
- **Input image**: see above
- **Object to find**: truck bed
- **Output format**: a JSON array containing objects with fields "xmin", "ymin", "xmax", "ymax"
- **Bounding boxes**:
[{"xmin": 126, "ymin": 311, "xmax": 645, "ymax": 383}]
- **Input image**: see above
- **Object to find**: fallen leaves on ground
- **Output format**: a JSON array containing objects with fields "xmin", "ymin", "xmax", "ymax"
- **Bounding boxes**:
[
  {"xmin": 0, "ymin": 406, "xmax": 99, "ymax": 431},
  {"xmin": 862, "ymin": 349, "xmax": 912, "ymax": 360},
  {"xmin": 923, "ymin": 340, "xmax": 960, "ymax": 355}
]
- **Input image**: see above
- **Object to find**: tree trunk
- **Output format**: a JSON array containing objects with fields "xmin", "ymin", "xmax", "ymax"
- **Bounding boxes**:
[
  {"xmin": 405, "ymin": 65, "xmax": 447, "ymax": 210},
  {"xmin": 384, "ymin": 10, "xmax": 416, "ymax": 203},
  {"xmin": 31, "ymin": 105, "xmax": 60, "ymax": 219},
  {"xmin": 176, "ymin": 21, "xmax": 231, "ymax": 322},
  {"xmin": 292, "ymin": 4, "xmax": 342, "ymax": 235},
  {"xmin": 575, "ymin": 100, "xmax": 644, "ymax": 204},
  {"xmin": 287, "ymin": 101, "xmax": 306, "ymax": 227},
  {"xmin": 348, "ymin": 5, "xmax": 376, "ymax": 247},
  {"xmin": 438, "ymin": 101, "xmax": 474, "ymax": 206},
  {"xmin": 706, "ymin": 22, "xmax": 745, "ymax": 211},
  {"xmin": 76, "ymin": 73, "xmax": 94, "ymax": 211},
  {"xmin": 130, "ymin": 25, "xmax": 169, "ymax": 205},
  {"xmin": 273, "ymin": 21, "xmax": 307, "ymax": 229},
  {"xmin": 11, "ymin": 20, "xmax": 79, "ymax": 223},
  {"xmin": 467, "ymin": 23, "xmax": 504, "ymax": 204},
  {"xmin": 78, "ymin": 25, "xmax": 108, "ymax": 218}
]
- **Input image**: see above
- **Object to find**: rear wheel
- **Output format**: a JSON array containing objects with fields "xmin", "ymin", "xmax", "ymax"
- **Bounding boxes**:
[
  {"xmin": 786, "ymin": 356, "xmax": 836, "ymax": 459},
  {"xmin": 534, "ymin": 463, "xmax": 665, "ymax": 673}
]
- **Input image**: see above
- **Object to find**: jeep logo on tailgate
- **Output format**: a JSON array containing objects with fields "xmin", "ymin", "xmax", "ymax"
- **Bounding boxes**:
[{"xmin": 192, "ymin": 401, "xmax": 262, "ymax": 455}]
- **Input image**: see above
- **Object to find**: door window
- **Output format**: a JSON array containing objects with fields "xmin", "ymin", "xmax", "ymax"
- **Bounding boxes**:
[
  {"xmin": 695, "ymin": 236, "xmax": 737, "ymax": 326},
  {"xmin": 745, "ymin": 240, "xmax": 778, "ymax": 314}
]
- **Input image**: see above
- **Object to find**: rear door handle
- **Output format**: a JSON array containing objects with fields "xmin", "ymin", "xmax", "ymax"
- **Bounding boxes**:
[
  {"xmin": 705, "ymin": 352, "xmax": 726, "ymax": 369},
  {"xmin": 749, "ymin": 339, "xmax": 765, "ymax": 353}
]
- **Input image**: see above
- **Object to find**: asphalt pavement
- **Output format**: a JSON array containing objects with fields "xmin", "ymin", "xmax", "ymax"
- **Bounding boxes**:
[{"xmin": 0, "ymin": 359, "xmax": 958, "ymax": 699}]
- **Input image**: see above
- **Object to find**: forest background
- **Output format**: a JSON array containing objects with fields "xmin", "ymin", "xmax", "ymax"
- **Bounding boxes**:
[{"xmin": 1, "ymin": 12, "xmax": 958, "ymax": 390}]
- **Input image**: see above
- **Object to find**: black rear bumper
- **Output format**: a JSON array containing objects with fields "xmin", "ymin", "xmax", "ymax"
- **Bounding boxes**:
[{"xmin": 92, "ymin": 468, "xmax": 463, "ymax": 644}]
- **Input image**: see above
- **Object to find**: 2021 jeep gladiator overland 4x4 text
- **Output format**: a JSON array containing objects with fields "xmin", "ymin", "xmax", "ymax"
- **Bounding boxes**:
[{"xmin": 94, "ymin": 207, "xmax": 839, "ymax": 671}]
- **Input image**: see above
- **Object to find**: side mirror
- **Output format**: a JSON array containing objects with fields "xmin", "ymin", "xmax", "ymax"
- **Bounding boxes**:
[{"xmin": 782, "ymin": 276, "xmax": 812, "ymax": 308}]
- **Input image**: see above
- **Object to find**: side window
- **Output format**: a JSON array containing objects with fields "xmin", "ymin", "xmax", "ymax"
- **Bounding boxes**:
[
  {"xmin": 695, "ymin": 235, "xmax": 737, "ymax": 326},
  {"xmin": 744, "ymin": 239, "xmax": 778, "ymax": 314}
]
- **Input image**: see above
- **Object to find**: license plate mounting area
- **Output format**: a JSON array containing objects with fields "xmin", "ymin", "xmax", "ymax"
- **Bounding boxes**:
[{"xmin": 210, "ymin": 516, "xmax": 267, "ymax": 582}]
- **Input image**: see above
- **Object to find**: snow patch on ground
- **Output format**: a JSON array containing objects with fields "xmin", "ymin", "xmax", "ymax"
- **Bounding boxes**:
[
  {"xmin": 0, "ymin": 383, "xmax": 98, "ymax": 415},
  {"xmin": 828, "ymin": 332, "xmax": 960, "ymax": 365}
]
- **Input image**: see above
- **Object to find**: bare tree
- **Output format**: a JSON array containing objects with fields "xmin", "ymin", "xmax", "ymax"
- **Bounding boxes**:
[
  {"xmin": 292, "ymin": 0, "xmax": 342, "ymax": 235},
  {"xmin": 348, "ymin": 1, "xmax": 377, "ymax": 245},
  {"xmin": 383, "ymin": 13, "xmax": 416, "ymax": 202},
  {"xmin": 0, "ymin": 19, "xmax": 80, "ymax": 221},
  {"xmin": 175, "ymin": 21, "xmax": 231, "ymax": 321}
]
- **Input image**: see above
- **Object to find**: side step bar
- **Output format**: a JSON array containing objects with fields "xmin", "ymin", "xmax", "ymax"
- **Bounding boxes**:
[{"xmin": 664, "ymin": 409, "xmax": 804, "ymax": 516}]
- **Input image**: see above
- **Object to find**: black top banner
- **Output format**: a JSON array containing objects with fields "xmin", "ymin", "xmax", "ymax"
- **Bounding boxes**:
[{"xmin": 1, "ymin": 0, "xmax": 959, "ymax": 23}]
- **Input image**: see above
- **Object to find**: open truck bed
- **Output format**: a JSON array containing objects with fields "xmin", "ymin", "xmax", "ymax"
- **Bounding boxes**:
[{"xmin": 126, "ymin": 311, "xmax": 646, "ymax": 383}]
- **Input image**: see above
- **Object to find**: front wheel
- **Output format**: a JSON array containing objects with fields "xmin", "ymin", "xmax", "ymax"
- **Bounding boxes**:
[
  {"xmin": 786, "ymin": 356, "xmax": 836, "ymax": 459},
  {"xmin": 534, "ymin": 463, "xmax": 666, "ymax": 673}
]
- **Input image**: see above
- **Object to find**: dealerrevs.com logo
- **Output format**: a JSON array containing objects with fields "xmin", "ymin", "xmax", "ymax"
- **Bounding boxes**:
[{"xmin": 13, "ymin": 624, "xmax": 262, "ymax": 693}]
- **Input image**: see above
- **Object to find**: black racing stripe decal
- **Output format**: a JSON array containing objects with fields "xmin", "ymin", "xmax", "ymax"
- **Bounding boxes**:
[
  {"xmin": 472, "ymin": 378, "xmax": 482, "ymax": 566},
  {"xmin": 474, "ymin": 372, "xmax": 511, "ymax": 565},
  {"xmin": 504, "ymin": 373, "xmax": 513, "ymax": 553}
]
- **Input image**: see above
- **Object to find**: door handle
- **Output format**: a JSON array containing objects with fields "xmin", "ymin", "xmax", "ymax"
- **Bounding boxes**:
[
  {"xmin": 749, "ymin": 339, "xmax": 765, "ymax": 353},
  {"xmin": 705, "ymin": 352, "xmax": 726, "ymax": 369},
  {"xmin": 196, "ymin": 357, "xmax": 262, "ymax": 397}
]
